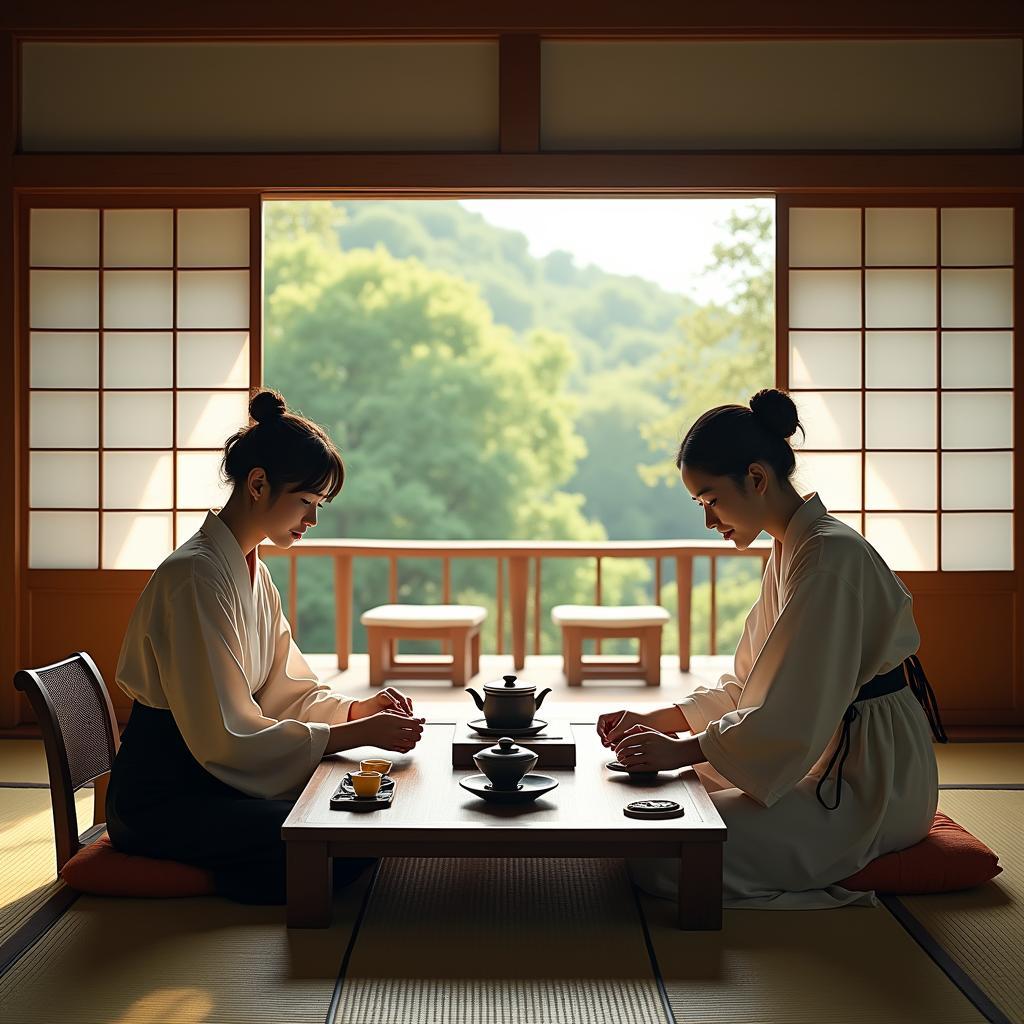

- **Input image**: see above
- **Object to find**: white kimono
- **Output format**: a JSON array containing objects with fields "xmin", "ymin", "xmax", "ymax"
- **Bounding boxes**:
[
  {"xmin": 115, "ymin": 511, "xmax": 354, "ymax": 801},
  {"xmin": 632, "ymin": 493, "xmax": 938, "ymax": 909}
]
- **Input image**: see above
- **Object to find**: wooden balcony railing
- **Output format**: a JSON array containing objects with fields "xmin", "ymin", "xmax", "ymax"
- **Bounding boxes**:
[{"xmin": 261, "ymin": 538, "xmax": 771, "ymax": 672}]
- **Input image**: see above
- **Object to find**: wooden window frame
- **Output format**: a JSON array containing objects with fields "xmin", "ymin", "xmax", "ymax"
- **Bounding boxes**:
[{"xmin": 3, "ymin": 13, "xmax": 1024, "ymax": 732}]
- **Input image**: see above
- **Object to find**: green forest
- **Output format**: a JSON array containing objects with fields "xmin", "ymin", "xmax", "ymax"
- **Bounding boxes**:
[{"xmin": 262, "ymin": 200, "xmax": 774, "ymax": 657}]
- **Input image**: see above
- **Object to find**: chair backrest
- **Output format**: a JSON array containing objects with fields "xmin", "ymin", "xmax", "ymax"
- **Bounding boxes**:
[{"xmin": 13, "ymin": 652, "xmax": 120, "ymax": 869}]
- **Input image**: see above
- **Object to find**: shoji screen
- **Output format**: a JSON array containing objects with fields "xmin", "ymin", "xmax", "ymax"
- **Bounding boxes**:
[
  {"xmin": 18, "ymin": 198, "xmax": 259, "ymax": 723},
  {"xmin": 780, "ymin": 199, "xmax": 1020, "ymax": 724},
  {"xmin": 25, "ymin": 203, "xmax": 256, "ymax": 570}
]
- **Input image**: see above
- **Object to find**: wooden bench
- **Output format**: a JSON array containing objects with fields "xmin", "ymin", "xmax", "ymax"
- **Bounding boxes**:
[
  {"xmin": 360, "ymin": 604, "xmax": 487, "ymax": 686},
  {"xmin": 551, "ymin": 605, "xmax": 671, "ymax": 687}
]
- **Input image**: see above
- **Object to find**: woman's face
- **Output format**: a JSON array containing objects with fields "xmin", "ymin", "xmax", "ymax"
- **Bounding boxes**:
[
  {"xmin": 260, "ymin": 485, "xmax": 330, "ymax": 549},
  {"xmin": 680, "ymin": 463, "xmax": 768, "ymax": 550}
]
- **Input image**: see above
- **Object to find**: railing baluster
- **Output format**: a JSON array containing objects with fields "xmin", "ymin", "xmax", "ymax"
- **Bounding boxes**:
[
  {"xmin": 675, "ymin": 556, "xmax": 692, "ymax": 672},
  {"xmin": 654, "ymin": 556, "xmax": 662, "ymax": 604},
  {"xmin": 334, "ymin": 554, "xmax": 352, "ymax": 671},
  {"xmin": 509, "ymin": 556, "xmax": 529, "ymax": 670},
  {"xmin": 496, "ymin": 557, "xmax": 504, "ymax": 656},
  {"xmin": 709, "ymin": 556, "xmax": 718, "ymax": 656},
  {"xmin": 288, "ymin": 553, "xmax": 298, "ymax": 640},
  {"xmin": 389, "ymin": 556, "xmax": 398, "ymax": 604},
  {"xmin": 441, "ymin": 557, "xmax": 452, "ymax": 655},
  {"xmin": 533, "ymin": 557, "xmax": 542, "ymax": 657},
  {"xmin": 595, "ymin": 556, "xmax": 602, "ymax": 655}
]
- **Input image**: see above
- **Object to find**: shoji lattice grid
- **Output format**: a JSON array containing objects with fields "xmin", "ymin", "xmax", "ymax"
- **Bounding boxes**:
[
  {"xmin": 789, "ymin": 206, "xmax": 1014, "ymax": 571},
  {"xmin": 28, "ymin": 207, "xmax": 252, "ymax": 569}
]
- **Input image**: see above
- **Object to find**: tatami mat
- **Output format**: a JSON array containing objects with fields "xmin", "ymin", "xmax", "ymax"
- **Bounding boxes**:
[
  {"xmin": 0, "ymin": 740, "xmax": 48, "ymax": 785},
  {"xmin": 642, "ymin": 892, "xmax": 986, "ymax": 1023},
  {"xmin": 333, "ymin": 858, "xmax": 666, "ymax": 1023},
  {"xmin": 935, "ymin": 744, "xmax": 1024, "ymax": 787},
  {"xmin": 0, "ymin": 787, "xmax": 92, "ymax": 950},
  {"xmin": 0, "ymin": 873, "xmax": 372, "ymax": 1024},
  {"xmin": 895, "ymin": 790, "xmax": 1023, "ymax": 1024}
]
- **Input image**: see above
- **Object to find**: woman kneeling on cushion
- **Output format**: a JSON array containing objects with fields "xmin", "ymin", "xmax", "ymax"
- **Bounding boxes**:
[
  {"xmin": 108, "ymin": 388, "xmax": 424, "ymax": 903},
  {"xmin": 598, "ymin": 388, "xmax": 946, "ymax": 909}
]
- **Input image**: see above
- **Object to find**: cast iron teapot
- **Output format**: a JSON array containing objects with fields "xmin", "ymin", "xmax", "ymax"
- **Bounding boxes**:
[{"xmin": 466, "ymin": 674, "xmax": 552, "ymax": 730}]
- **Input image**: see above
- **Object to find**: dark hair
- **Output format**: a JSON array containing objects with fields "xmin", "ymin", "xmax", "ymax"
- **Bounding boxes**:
[
  {"xmin": 223, "ymin": 388, "xmax": 345, "ymax": 501},
  {"xmin": 675, "ymin": 388, "xmax": 803, "ymax": 487}
]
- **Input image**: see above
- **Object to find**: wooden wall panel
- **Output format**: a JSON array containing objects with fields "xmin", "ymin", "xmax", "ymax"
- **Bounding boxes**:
[
  {"xmin": 912, "ymin": 589, "xmax": 1019, "ymax": 721},
  {"xmin": 26, "ymin": 586, "xmax": 144, "ymax": 721},
  {"xmin": 541, "ymin": 39, "xmax": 1023, "ymax": 150},
  {"xmin": 21, "ymin": 42, "xmax": 500, "ymax": 153}
]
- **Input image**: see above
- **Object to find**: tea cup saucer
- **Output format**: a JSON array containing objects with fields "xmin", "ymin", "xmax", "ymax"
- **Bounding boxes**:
[
  {"xmin": 467, "ymin": 718, "xmax": 548, "ymax": 738},
  {"xmin": 460, "ymin": 772, "xmax": 558, "ymax": 804},
  {"xmin": 605, "ymin": 760, "xmax": 660, "ymax": 782}
]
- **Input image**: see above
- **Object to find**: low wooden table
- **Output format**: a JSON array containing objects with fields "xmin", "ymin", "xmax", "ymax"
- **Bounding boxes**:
[{"xmin": 282, "ymin": 723, "xmax": 726, "ymax": 930}]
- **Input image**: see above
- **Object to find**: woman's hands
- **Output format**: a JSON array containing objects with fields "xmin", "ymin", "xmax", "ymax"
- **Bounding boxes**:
[
  {"xmin": 326, "ymin": 709, "xmax": 425, "ymax": 756},
  {"xmin": 612, "ymin": 724, "xmax": 706, "ymax": 773},
  {"xmin": 348, "ymin": 687, "xmax": 415, "ymax": 721},
  {"xmin": 597, "ymin": 705, "xmax": 689, "ymax": 748}
]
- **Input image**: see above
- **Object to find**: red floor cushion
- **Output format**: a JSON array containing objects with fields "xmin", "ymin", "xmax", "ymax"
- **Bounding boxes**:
[
  {"xmin": 839, "ymin": 811, "xmax": 1002, "ymax": 894},
  {"xmin": 61, "ymin": 834, "xmax": 216, "ymax": 898}
]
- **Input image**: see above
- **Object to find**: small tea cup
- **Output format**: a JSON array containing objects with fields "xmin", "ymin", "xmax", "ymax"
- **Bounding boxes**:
[
  {"xmin": 351, "ymin": 771, "xmax": 382, "ymax": 798},
  {"xmin": 360, "ymin": 759, "xmax": 393, "ymax": 777}
]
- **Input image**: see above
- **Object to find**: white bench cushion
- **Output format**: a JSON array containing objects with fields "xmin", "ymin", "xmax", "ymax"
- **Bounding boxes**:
[
  {"xmin": 551, "ymin": 604, "xmax": 670, "ymax": 628},
  {"xmin": 360, "ymin": 604, "xmax": 487, "ymax": 628}
]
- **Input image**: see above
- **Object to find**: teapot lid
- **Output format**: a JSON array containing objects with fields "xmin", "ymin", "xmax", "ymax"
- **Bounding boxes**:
[
  {"xmin": 483, "ymin": 674, "xmax": 536, "ymax": 695},
  {"xmin": 474, "ymin": 737, "xmax": 536, "ymax": 764}
]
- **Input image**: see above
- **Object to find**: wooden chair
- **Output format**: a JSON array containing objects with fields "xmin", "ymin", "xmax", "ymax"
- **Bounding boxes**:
[
  {"xmin": 13, "ymin": 652, "xmax": 214, "ymax": 898},
  {"xmin": 14, "ymin": 652, "xmax": 117, "ymax": 870},
  {"xmin": 360, "ymin": 605, "xmax": 486, "ymax": 686},
  {"xmin": 551, "ymin": 605, "xmax": 671, "ymax": 687}
]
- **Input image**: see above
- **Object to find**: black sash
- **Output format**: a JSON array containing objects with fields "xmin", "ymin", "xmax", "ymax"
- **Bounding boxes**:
[{"xmin": 815, "ymin": 655, "xmax": 947, "ymax": 811}]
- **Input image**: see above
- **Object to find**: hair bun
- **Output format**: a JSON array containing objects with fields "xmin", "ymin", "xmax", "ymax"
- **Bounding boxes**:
[
  {"xmin": 749, "ymin": 388, "xmax": 800, "ymax": 440},
  {"xmin": 250, "ymin": 388, "xmax": 287, "ymax": 425}
]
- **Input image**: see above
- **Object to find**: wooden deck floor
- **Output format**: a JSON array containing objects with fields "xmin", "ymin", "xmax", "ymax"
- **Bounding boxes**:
[{"xmin": 307, "ymin": 652, "xmax": 733, "ymax": 723}]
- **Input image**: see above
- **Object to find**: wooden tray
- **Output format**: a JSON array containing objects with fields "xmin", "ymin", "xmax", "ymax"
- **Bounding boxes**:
[
  {"xmin": 452, "ymin": 720, "xmax": 576, "ymax": 768},
  {"xmin": 330, "ymin": 773, "xmax": 396, "ymax": 811}
]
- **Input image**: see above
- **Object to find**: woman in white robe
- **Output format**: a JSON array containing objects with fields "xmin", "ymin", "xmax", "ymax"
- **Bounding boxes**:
[
  {"xmin": 600, "ymin": 389, "xmax": 945, "ymax": 910},
  {"xmin": 108, "ymin": 388, "xmax": 424, "ymax": 903}
]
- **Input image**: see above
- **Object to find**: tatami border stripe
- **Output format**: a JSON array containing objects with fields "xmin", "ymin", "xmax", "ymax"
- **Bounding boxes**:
[
  {"xmin": 880, "ymin": 895, "xmax": 1011, "ymax": 1024},
  {"xmin": 938, "ymin": 784, "xmax": 1024, "ymax": 790},
  {"xmin": 630, "ymin": 882, "xmax": 676, "ymax": 1024},
  {"xmin": 0, "ymin": 884, "xmax": 80, "ymax": 980},
  {"xmin": 0, "ymin": 780, "xmax": 95, "ymax": 789},
  {"xmin": 325, "ymin": 858, "xmax": 383, "ymax": 1024}
]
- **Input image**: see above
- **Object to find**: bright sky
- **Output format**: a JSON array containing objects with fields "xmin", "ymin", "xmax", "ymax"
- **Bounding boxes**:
[{"xmin": 459, "ymin": 198, "xmax": 774, "ymax": 305}]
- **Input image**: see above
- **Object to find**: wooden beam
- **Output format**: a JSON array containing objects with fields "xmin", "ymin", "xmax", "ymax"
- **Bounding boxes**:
[
  {"xmin": 3, "ymin": 2, "xmax": 1023, "ymax": 36},
  {"xmin": 13, "ymin": 153, "xmax": 1024, "ymax": 194},
  {"xmin": 0, "ymin": 32, "xmax": 19, "ymax": 728},
  {"xmin": 499, "ymin": 34, "xmax": 540, "ymax": 153}
]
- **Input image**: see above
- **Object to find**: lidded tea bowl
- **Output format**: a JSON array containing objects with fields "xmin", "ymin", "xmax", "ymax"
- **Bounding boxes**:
[{"xmin": 472, "ymin": 737, "xmax": 538, "ymax": 790}]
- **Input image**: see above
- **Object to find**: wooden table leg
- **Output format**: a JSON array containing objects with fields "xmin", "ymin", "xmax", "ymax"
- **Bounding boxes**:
[
  {"xmin": 286, "ymin": 841, "xmax": 333, "ymax": 928},
  {"xmin": 451, "ymin": 626, "xmax": 469, "ymax": 686},
  {"xmin": 509, "ymin": 556, "xmax": 529, "ymax": 671},
  {"xmin": 678, "ymin": 841, "xmax": 723, "ymax": 930}
]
